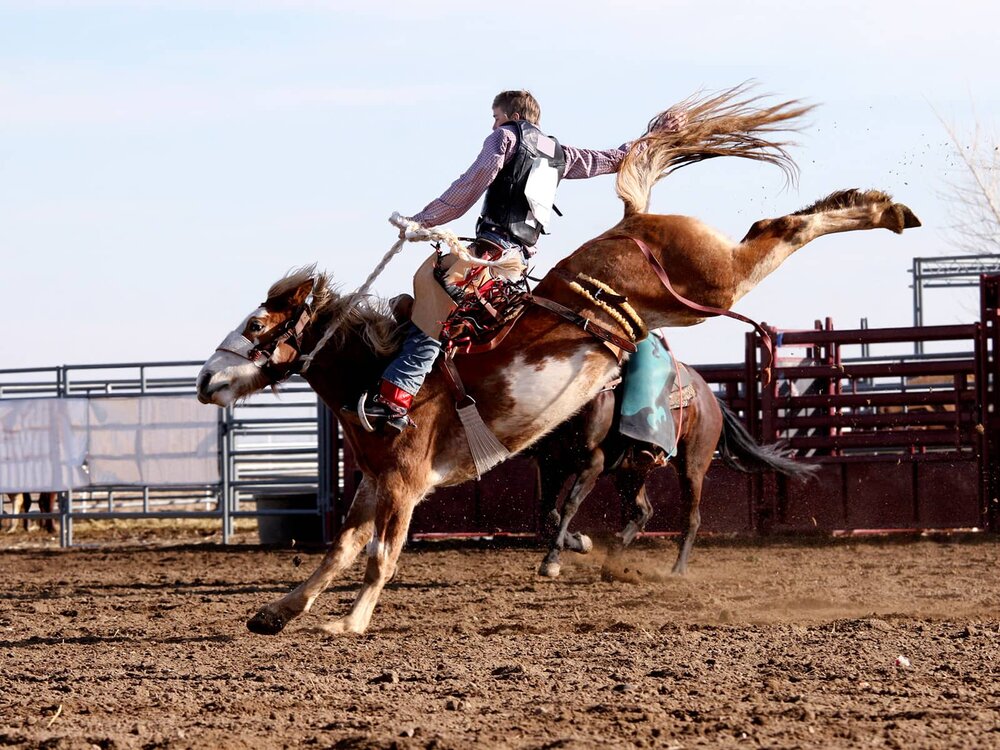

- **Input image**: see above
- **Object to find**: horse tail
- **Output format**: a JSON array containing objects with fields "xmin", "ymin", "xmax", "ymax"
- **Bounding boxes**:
[
  {"xmin": 715, "ymin": 397, "xmax": 817, "ymax": 480},
  {"xmin": 616, "ymin": 83, "xmax": 814, "ymax": 217}
]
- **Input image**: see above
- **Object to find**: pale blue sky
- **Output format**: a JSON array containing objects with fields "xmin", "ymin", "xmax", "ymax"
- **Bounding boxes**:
[{"xmin": 2, "ymin": 0, "xmax": 998, "ymax": 369}]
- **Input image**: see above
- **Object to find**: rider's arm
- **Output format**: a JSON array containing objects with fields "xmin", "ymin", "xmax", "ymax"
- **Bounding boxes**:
[
  {"xmin": 562, "ymin": 109, "xmax": 687, "ymax": 180},
  {"xmin": 410, "ymin": 128, "xmax": 518, "ymax": 228},
  {"xmin": 561, "ymin": 144, "xmax": 630, "ymax": 179}
]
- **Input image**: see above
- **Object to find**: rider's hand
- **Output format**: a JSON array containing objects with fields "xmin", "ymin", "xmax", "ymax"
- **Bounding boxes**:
[{"xmin": 648, "ymin": 108, "xmax": 688, "ymax": 135}]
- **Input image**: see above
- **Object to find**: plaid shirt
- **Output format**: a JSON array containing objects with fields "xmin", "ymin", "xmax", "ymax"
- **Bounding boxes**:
[{"xmin": 411, "ymin": 126, "xmax": 628, "ymax": 230}]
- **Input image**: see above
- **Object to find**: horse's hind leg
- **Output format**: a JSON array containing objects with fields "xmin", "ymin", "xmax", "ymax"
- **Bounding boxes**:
[
  {"xmin": 670, "ymin": 447, "xmax": 703, "ymax": 575},
  {"xmin": 672, "ymin": 395, "xmax": 720, "ymax": 575},
  {"xmin": 732, "ymin": 189, "xmax": 921, "ymax": 305},
  {"xmin": 319, "ymin": 473, "xmax": 420, "ymax": 635},
  {"xmin": 538, "ymin": 449, "xmax": 603, "ymax": 578},
  {"xmin": 247, "ymin": 476, "xmax": 377, "ymax": 635},
  {"xmin": 601, "ymin": 464, "xmax": 655, "ymax": 580}
]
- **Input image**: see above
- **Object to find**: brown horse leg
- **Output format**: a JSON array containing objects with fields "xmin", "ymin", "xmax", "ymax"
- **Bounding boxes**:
[
  {"xmin": 732, "ymin": 190, "xmax": 921, "ymax": 305},
  {"xmin": 247, "ymin": 476, "xmax": 377, "ymax": 635},
  {"xmin": 38, "ymin": 492, "xmax": 57, "ymax": 534},
  {"xmin": 537, "ymin": 449, "xmax": 604, "ymax": 578},
  {"xmin": 601, "ymin": 464, "xmax": 655, "ymax": 580},
  {"xmin": 670, "ymin": 446, "xmax": 703, "ymax": 575},
  {"xmin": 672, "ymin": 391, "xmax": 722, "ymax": 575},
  {"xmin": 317, "ymin": 473, "xmax": 419, "ymax": 635}
]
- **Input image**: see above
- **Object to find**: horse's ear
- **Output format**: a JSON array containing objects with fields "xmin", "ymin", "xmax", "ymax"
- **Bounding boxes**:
[
  {"xmin": 266, "ymin": 276, "xmax": 315, "ymax": 312},
  {"xmin": 289, "ymin": 277, "xmax": 315, "ymax": 307}
]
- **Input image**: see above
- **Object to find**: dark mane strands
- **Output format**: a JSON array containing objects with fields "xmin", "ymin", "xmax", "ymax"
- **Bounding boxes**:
[{"xmin": 793, "ymin": 188, "xmax": 895, "ymax": 216}]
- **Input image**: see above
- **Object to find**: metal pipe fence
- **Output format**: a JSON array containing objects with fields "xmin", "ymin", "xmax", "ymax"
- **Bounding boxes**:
[{"xmin": 0, "ymin": 360, "xmax": 330, "ymax": 546}]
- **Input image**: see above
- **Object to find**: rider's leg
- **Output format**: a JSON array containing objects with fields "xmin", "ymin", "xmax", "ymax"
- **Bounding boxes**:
[{"xmin": 358, "ymin": 323, "xmax": 441, "ymax": 432}]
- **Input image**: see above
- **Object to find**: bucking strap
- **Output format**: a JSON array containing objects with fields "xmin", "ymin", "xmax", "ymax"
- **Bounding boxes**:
[
  {"xmin": 530, "ymin": 296, "xmax": 638, "ymax": 354},
  {"xmin": 611, "ymin": 234, "xmax": 774, "ymax": 385}
]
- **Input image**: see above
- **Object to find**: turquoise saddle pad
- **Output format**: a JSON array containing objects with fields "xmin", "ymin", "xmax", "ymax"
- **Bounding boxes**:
[{"xmin": 619, "ymin": 335, "xmax": 682, "ymax": 456}]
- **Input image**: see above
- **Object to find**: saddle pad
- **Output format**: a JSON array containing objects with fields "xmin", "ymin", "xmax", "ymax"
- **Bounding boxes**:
[{"xmin": 619, "ymin": 336, "xmax": 690, "ymax": 457}]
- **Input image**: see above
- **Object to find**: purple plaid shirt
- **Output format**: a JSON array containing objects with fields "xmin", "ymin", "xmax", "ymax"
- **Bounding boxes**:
[{"xmin": 410, "ymin": 126, "xmax": 628, "ymax": 230}]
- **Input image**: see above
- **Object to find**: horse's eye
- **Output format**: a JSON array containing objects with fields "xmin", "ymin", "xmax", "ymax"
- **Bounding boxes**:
[{"xmin": 248, "ymin": 320, "xmax": 265, "ymax": 334}]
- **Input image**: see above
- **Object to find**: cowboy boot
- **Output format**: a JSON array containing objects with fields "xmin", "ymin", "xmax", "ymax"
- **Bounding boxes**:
[{"xmin": 356, "ymin": 379, "xmax": 415, "ymax": 433}]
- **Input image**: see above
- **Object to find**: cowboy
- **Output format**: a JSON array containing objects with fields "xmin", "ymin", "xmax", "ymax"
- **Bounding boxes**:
[{"xmin": 359, "ymin": 90, "xmax": 686, "ymax": 432}]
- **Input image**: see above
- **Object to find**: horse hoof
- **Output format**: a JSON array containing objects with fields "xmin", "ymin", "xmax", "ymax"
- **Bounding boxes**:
[
  {"xmin": 884, "ymin": 204, "xmax": 922, "ymax": 234},
  {"xmin": 578, "ymin": 535, "xmax": 593, "ymax": 554},
  {"xmin": 900, "ymin": 204, "xmax": 921, "ymax": 229},
  {"xmin": 247, "ymin": 607, "xmax": 290, "ymax": 635},
  {"xmin": 537, "ymin": 561, "xmax": 561, "ymax": 578}
]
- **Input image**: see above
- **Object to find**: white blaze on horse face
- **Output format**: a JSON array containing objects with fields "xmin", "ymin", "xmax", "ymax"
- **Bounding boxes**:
[{"xmin": 196, "ymin": 311, "xmax": 268, "ymax": 406}]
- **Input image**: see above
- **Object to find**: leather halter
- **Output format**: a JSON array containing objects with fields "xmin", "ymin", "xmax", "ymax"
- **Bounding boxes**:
[{"xmin": 215, "ymin": 304, "xmax": 312, "ymax": 385}]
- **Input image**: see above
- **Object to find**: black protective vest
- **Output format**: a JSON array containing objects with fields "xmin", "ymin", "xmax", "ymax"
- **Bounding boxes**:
[{"xmin": 479, "ymin": 121, "xmax": 566, "ymax": 247}]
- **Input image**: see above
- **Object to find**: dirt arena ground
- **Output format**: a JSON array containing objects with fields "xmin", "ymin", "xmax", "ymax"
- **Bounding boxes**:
[{"xmin": 2, "ymin": 533, "xmax": 999, "ymax": 749}]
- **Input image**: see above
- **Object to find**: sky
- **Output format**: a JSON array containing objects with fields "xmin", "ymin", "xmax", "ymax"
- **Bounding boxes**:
[{"xmin": 2, "ymin": 0, "xmax": 999, "ymax": 372}]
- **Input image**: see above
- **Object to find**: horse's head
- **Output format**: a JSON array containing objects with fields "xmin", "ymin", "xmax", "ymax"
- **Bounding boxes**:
[{"xmin": 197, "ymin": 272, "xmax": 316, "ymax": 407}]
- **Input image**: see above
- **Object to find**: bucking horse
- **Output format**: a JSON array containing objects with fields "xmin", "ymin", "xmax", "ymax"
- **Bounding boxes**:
[{"xmin": 196, "ymin": 86, "xmax": 920, "ymax": 635}]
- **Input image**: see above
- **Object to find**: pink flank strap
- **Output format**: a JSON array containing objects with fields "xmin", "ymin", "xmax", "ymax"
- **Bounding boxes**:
[{"xmin": 613, "ymin": 235, "xmax": 774, "ymax": 386}]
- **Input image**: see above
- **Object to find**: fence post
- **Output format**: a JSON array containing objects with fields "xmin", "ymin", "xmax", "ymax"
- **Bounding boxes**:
[
  {"xmin": 316, "ymin": 402, "xmax": 335, "ymax": 544},
  {"xmin": 979, "ymin": 275, "xmax": 1000, "ymax": 532},
  {"xmin": 221, "ymin": 405, "xmax": 232, "ymax": 544}
]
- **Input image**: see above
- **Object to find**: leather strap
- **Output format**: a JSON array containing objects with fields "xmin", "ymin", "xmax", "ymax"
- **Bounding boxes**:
[
  {"xmin": 530, "ymin": 295, "xmax": 638, "ymax": 353},
  {"xmin": 549, "ymin": 268, "xmax": 629, "ymax": 305},
  {"xmin": 440, "ymin": 353, "xmax": 472, "ymax": 405},
  {"xmin": 609, "ymin": 234, "xmax": 774, "ymax": 385}
]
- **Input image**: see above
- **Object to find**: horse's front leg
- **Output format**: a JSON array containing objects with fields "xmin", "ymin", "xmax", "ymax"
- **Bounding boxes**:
[
  {"xmin": 247, "ymin": 476, "xmax": 377, "ymax": 635},
  {"xmin": 538, "ymin": 450, "xmax": 603, "ymax": 578},
  {"xmin": 319, "ymin": 475, "xmax": 420, "ymax": 635}
]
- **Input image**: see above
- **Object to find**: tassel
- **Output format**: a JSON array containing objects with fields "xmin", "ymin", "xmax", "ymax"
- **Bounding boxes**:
[{"xmin": 456, "ymin": 399, "xmax": 510, "ymax": 479}]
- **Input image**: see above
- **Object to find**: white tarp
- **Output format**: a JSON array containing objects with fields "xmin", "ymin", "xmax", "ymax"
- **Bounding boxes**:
[
  {"xmin": 0, "ymin": 396, "xmax": 219, "ymax": 491},
  {"xmin": 87, "ymin": 396, "xmax": 219, "ymax": 486},
  {"xmin": 0, "ymin": 398, "xmax": 90, "ymax": 492}
]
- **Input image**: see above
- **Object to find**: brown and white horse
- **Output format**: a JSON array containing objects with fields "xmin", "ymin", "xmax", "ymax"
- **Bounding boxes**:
[{"xmin": 196, "ymin": 87, "xmax": 920, "ymax": 635}]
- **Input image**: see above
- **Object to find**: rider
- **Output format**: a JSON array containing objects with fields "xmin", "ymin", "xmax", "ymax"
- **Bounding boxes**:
[{"xmin": 359, "ymin": 90, "xmax": 686, "ymax": 432}]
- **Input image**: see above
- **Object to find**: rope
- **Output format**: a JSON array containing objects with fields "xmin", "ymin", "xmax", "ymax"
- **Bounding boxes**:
[
  {"xmin": 301, "ymin": 213, "xmax": 526, "ymax": 373},
  {"xmin": 576, "ymin": 273, "xmax": 647, "ymax": 338}
]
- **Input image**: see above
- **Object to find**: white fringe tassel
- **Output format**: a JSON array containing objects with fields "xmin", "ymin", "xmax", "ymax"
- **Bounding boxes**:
[{"xmin": 456, "ymin": 401, "xmax": 511, "ymax": 479}]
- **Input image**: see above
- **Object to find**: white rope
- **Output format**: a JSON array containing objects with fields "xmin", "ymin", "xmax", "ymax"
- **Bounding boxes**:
[{"xmin": 301, "ymin": 213, "xmax": 525, "ymax": 373}]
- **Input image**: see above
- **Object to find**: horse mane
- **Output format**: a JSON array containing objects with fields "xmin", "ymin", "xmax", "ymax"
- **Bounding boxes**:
[
  {"xmin": 315, "ymin": 286, "xmax": 402, "ymax": 357},
  {"xmin": 265, "ymin": 266, "xmax": 402, "ymax": 358},
  {"xmin": 793, "ymin": 188, "xmax": 894, "ymax": 216},
  {"xmin": 616, "ymin": 83, "xmax": 815, "ymax": 216}
]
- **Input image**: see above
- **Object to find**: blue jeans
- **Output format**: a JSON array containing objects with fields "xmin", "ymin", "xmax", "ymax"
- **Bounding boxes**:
[
  {"xmin": 382, "ymin": 322, "xmax": 442, "ymax": 396},
  {"xmin": 381, "ymin": 231, "xmax": 524, "ymax": 397}
]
